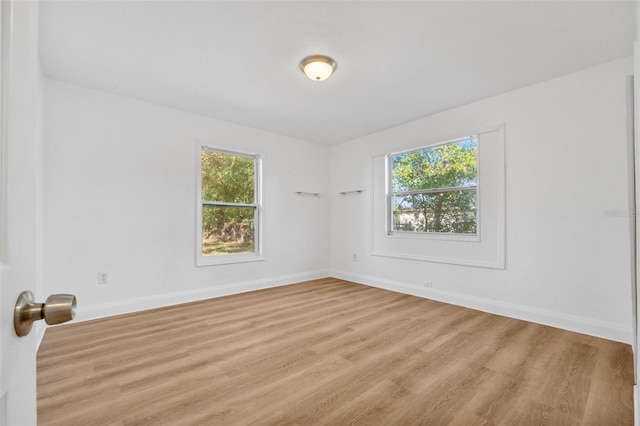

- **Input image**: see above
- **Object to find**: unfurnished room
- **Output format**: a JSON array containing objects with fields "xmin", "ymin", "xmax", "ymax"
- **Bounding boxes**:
[{"xmin": 1, "ymin": 1, "xmax": 640, "ymax": 425}]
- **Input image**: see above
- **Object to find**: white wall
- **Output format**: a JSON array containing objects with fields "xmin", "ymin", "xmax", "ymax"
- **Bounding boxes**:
[
  {"xmin": 330, "ymin": 57, "xmax": 634, "ymax": 343},
  {"xmin": 43, "ymin": 57, "xmax": 635, "ymax": 343},
  {"xmin": 43, "ymin": 79, "xmax": 330, "ymax": 321}
]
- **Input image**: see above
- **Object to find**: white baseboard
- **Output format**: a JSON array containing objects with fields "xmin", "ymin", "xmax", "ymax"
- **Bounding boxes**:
[
  {"xmin": 68, "ymin": 268, "xmax": 631, "ymax": 345},
  {"xmin": 635, "ymin": 385, "xmax": 638, "ymax": 426},
  {"xmin": 73, "ymin": 269, "xmax": 330, "ymax": 323},
  {"xmin": 331, "ymin": 269, "xmax": 632, "ymax": 344}
]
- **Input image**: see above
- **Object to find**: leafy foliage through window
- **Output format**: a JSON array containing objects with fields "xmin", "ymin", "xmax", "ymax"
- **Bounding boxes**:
[
  {"xmin": 201, "ymin": 148, "xmax": 259, "ymax": 256},
  {"xmin": 389, "ymin": 137, "xmax": 478, "ymax": 234}
]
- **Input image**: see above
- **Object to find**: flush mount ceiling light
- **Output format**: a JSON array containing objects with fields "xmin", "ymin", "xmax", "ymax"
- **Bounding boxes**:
[{"xmin": 299, "ymin": 55, "xmax": 337, "ymax": 82}]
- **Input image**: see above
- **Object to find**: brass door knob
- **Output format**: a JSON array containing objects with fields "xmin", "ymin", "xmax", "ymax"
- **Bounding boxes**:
[{"xmin": 14, "ymin": 291, "xmax": 77, "ymax": 337}]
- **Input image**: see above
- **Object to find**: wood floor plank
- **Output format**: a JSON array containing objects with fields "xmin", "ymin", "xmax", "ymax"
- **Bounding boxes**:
[{"xmin": 38, "ymin": 278, "xmax": 634, "ymax": 425}]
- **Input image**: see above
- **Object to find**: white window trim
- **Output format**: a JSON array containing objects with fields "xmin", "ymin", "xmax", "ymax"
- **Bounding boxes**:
[
  {"xmin": 196, "ymin": 142, "xmax": 264, "ymax": 267},
  {"xmin": 371, "ymin": 123, "xmax": 505, "ymax": 270},
  {"xmin": 385, "ymin": 135, "xmax": 480, "ymax": 242},
  {"xmin": 384, "ymin": 231, "xmax": 480, "ymax": 243}
]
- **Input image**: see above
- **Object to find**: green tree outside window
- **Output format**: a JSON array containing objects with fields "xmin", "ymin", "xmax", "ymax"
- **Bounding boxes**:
[
  {"xmin": 201, "ymin": 149, "xmax": 258, "ymax": 255},
  {"xmin": 390, "ymin": 138, "xmax": 477, "ymax": 234}
]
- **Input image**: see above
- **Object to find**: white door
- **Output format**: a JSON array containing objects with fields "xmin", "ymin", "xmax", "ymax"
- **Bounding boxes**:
[
  {"xmin": 635, "ymin": 40, "xmax": 640, "ymax": 426},
  {"xmin": 1, "ymin": 0, "xmax": 43, "ymax": 424}
]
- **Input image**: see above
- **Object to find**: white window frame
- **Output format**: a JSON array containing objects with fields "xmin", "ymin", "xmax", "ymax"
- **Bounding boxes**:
[
  {"xmin": 372, "ymin": 124, "xmax": 505, "ymax": 269},
  {"xmin": 386, "ymin": 135, "xmax": 480, "ymax": 242},
  {"xmin": 196, "ymin": 143, "xmax": 264, "ymax": 266}
]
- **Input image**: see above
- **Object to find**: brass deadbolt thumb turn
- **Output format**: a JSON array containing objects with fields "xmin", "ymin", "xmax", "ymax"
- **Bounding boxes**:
[{"xmin": 14, "ymin": 291, "xmax": 77, "ymax": 337}]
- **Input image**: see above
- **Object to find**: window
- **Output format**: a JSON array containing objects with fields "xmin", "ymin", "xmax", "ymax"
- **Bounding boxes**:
[
  {"xmin": 197, "ymin": 145, "xmax": 262, "ymax": 265},
  {"xmin": 373, "ymin": 125, "xmax": 504, "ymax": 268},
  {"xmin": 388, "ymin": 136, "xmax": 478, "ymax": 235}
]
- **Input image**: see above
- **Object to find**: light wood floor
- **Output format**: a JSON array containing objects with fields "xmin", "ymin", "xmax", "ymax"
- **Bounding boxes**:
[{"xmin": 38, "ymin": 278, "xmax": 634, "ymax": 425}]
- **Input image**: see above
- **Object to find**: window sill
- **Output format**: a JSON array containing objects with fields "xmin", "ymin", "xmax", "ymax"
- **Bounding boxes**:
[
  {"xmin": 196, "ymin": 253, "xmax": 265, "ymax": 267},
  {"xmin": 386, "ymin": 231, "xmax": 480, "ymax": 243}
]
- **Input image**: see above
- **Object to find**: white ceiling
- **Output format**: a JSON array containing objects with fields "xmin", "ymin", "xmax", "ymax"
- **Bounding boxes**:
[{"xmin": 38, "ymin": 1, "xmax": 635, "ymax": 145}]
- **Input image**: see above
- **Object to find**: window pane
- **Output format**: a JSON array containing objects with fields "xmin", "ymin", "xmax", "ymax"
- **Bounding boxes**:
[
  {"xmin": 201, "ymin": 150, "xmax": 255, "ymax": 204},
  {"xmin": 391, "ymin": 138, "xmax": 477, "ymax": 192},
  {"xmin": 202, "ymin": 205, "xmax": 255, "ymax": 256},
  {"xmin": 392, "ymin": 189, "xmax": 477, "ymax": 234}
]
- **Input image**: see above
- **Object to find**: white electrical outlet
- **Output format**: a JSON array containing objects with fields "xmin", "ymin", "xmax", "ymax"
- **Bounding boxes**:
[
  {"xmin": 352, "ymin": 253, "xmax": 358, "ymax": 262},
  {"xmin": 424, "ymin": 282, "xmax": 433, "ymax": 288},
  {"xmin": 98, "ymin": 272, "xmax": 109, "ymax": 285}
]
